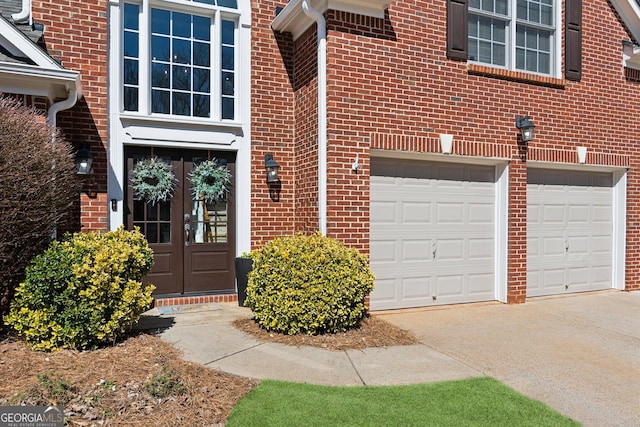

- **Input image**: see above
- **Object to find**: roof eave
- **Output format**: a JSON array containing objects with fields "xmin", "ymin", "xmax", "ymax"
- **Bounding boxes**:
[{"xmin": 272, "ymin": 0, "xmax": 392, "ymax": 40}]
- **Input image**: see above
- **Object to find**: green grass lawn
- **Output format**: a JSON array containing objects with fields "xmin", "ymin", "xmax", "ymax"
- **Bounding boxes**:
[{"xmin": 227, "ymin": 377, "xmax": 580, "ymax": 426}]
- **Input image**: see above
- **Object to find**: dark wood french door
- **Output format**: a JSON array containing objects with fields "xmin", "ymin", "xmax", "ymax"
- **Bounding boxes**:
[{"xmin": 125, "ymin": 147, "xmax": 235, "ymax": 296}]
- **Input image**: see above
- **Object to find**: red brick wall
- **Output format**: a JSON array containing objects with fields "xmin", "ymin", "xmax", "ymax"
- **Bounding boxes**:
[
  {"xmin": 317, "ymin": 0, "xmax": 640, "ymax": 297},
  {"xmin": 251, "ymin": 1, "xmax": 296, "ymax": 245},
  {"xmin": 32, "ymin": 0, "xmax": 109, "ymax": 232}
]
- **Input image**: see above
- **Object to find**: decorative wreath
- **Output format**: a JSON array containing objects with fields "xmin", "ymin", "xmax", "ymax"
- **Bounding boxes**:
[
  {"xmin": 190, "ymin": 159, "xmax": 232, "ymax": 203},
  {"xmin": 130, "ymin": 157, "xmax": 176, "ymax": 205}
]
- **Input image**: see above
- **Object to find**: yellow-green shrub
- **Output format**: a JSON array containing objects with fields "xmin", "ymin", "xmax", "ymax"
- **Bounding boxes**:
[
  {"xmin": 245, "ymin": 232, "xmax": 375, "ymax": 335},
  {"xmin": 6, "ymin": 227, "xmax": 155, "ymax": 351}
]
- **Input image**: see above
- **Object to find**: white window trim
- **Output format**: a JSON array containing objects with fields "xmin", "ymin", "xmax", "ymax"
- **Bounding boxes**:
[{"xmin": 468, "ymin": 0, "xmax": 562, "ymax": 78}]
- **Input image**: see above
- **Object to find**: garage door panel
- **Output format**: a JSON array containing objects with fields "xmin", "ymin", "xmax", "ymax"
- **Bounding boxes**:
[
  {"xmin": 402, "ymin": 277, "xmax": 432, "ymax": 299},
  {"xmin": 469, "ymin": 238, "xmax": 494, "ymax": 259},
  {"xmin": 370, "ymin": 158, "xmax": 496, "ymax": 310},
  {"xmin": 436, "ymin": 203, "xmax": 464, "ymax": 223},
  {"xmin": 527, "ymin": 168, "xmax": 613, "ymax": 297},
  {"xmin": 468, "ymin": 273, "xmax": 495, "ymax": 295},
  {"xmin": 403, "ymin": 240, "xmax": 431, "ymax": 261},
  {"xmin": 370, "ymin": 201, "xmax": 396, "ymax": 223},
  {"xmin": 370, "ymin": 240, "xmax": 396, "ymax": 263},
  {"xmin": 568, "ymin": 205, "xmax": 589, "ymax": 222},
  {"xmin": 542, "ymin": 205, "xmax": 565, "ymax": 223},
  {"xmin": 435, "ymin": 275, "xmax": 464, "ymax": 297},
  {"xmin": 469, "ymin": 203, "xmax": 494, "ymax": 223},
  {"xmin": 403, "ymin": 202, "xmax": 431, "ymax": 223}
]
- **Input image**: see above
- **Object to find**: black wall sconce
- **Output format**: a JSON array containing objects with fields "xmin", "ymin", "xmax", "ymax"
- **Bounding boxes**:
[
  {"xmin": 264, "ymin": 153, "xmax": 280, "ymax": 183},
  {"xmin": 515, "ymin": 115, "xmax": 535, "ymax": 143},
  {"xmin": 75, "ymin": 144, "xmax": 93, "ymax": 175},
  {"xmin": 264, "ymin": 154, "xmax": 281, "ymax": 202},
  {"xmin": 75, "ymin": 144, "xmax": 97, "ymax": 198}
]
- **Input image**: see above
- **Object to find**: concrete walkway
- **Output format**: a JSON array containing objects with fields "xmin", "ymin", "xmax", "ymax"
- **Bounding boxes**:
[{"xmin": 137, "ymin": 291, "xmax": 640, "ymax": 427}]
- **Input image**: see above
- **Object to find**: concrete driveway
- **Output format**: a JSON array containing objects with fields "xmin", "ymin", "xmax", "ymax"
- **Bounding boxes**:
[{"xmin": 376, "ymin": 291, "xmax": 640, "ymax": 427}]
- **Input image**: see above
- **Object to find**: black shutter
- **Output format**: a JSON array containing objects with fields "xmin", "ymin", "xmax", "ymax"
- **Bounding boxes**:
[
  {"xmin": 565, "ymin": 0, "xmax": 582, "ymax": 81},
  {"xmin": 447, "ymin": 0, "xmax": 468, "ymax": 60}
]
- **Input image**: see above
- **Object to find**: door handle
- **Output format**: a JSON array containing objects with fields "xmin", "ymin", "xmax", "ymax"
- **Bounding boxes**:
[{"xmin": 184, "ymin": 223, "xmax": 190, "ymax": 247}]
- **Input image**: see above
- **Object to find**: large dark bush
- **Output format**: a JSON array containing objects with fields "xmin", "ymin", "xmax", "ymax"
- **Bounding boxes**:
[
  {"xmin": 0, "ymin": 96, "xmax": 77, "ymax": 325},
  {"xmin": 245, "ymin": 232, "xmax": 375, "ymax": 335}
]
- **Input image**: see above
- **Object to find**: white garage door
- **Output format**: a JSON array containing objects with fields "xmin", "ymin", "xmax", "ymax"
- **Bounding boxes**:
[
  {"xmin": 527, "ymin": 168, "xmax": 613, "ymax": 297},
  {"xmin": 370, "ymin": 158, "xmax": 496, "ymax": 310}
]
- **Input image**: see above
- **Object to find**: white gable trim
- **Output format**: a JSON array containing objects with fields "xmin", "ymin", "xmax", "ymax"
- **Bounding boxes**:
[
  {"xmin": 272, "ymin": 0, "xmax": 392, "ymax": 39},
  {"xmin": 0, "ymin": 17, "xmax": 61, "ymax": 69},
  {"xmin": 610, "ymin": 0, "xmax": 640, "ymax": 69}
]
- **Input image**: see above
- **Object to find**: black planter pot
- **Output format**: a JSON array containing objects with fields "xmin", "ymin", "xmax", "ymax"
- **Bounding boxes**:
[{"xmin": 234, "ymin": 257, "xmax": 253, "ymax": 307}]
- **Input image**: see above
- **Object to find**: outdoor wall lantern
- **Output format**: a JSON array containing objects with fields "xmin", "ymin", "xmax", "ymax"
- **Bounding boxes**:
[
  {"xmin": 75, "ymin": 144, "xmax": 93, "ymax": 175},
  {"xmin": 515, "ymin": 115, "xmax": 535, "ymax": 143},
  {"xmin": 264, "ymin": 154, "xmax": 280, "ymax": 183}
]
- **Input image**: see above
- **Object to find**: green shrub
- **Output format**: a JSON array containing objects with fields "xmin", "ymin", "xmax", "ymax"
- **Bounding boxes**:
[
  {"xmin": 5, "ymin": 227, "xmax": 155, "ymax": 351},
  {"xmin": 245, "ymin": 232, "xmax": 375, "ymax": 335}
]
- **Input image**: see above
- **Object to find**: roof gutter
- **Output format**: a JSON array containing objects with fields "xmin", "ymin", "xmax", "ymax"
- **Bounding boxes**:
[
  {"xmin": 47, "ymin": 83, "xmax": 81, "ymax": 130},
  {"xmin": 301, "ymin": 0, "xmax": 328, "ymax": 236},
  {"xmin": 11, "ymin": 0, "xmax": 32, "ymax": 25}
]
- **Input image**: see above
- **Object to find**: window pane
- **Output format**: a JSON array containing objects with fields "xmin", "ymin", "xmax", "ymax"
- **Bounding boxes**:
[
  {"xmin": 494, "ymin": 22, "xmax": 505, "ymax": 42},
  {"xmin": 173, "ymin": 65, "xmax": 191, "ymax": 91},
  {"xmin": 193, "ymin": 16, "xmax": 211, "ymax": 41},
  {"xmin": 529, "ymin": 2, "xmax": 540, "ymax": 23},
  {"xmin": 526, "ymin": 50, "xmax": 537, "ymax": 72},
  {"xmin": 539, "ymin": 53, "xmax": 550, "ymax": 74},
  {"xmin": 493, "ymin": 44, "xmax": 505, "ymax": 65},
  {"xmin": 173, "ymin": 12, "xmax": 191, "ymax": 38},
  {"xmin": 124, "ymin": 31, "xmax": 138, "ymax": 57},
  {"xmin": 124, "ymin": 87, "xmax": 138, "ymax": 111},
  {"xmin": 152, "ymin": 63, "xmax": 170, "ymax": 88},
  {"xmin": 151, "ymin": 9, "xmax": 170, "ymax": 35},
  {"xmin": 496, "ymin": 0, "xmax": 508, "ymax": 15},
  {"xmin": 160, "ymin": 201, "xmax": 170, "ymax": 221},
  {"xmin": 124, "ymin": 3, "xmax": 139, "ymax": 30},
  {"xmin": 222, "ymin": 20, "xmax": 234, "ymax": 45},
  {"xmin": 173, "ymin": 39, "xmax": 191, "ymax": 64},
  {"xmin": 222, "ymin": 46, "xmax": 234, "ymax": 70},
  {"xmin": 517, "ymin": 0, "xmax": 527, "ymax": 19},
  {"xmin": 152, "ymin": 90, "xmax": 170, "ymax": 113},
  {"xmin": 134, "ymin": 200, "xmax": 145, "ymax": 221},
  {"xmin": 222, "ymin": 97, "xmax": 234, "ymax": 120},
  {"xmin": 479, "ymin": 40, "xmax": 492, "ymax": 63},
  {"xmin": 478, "ymin": 16, "xmax": 492, "ymax": 40},
  {"xmin": 217, "ymin": 0, "xmax": 237, "ymax": 9},
  {"xmin": 194, "ymin": 94, "xmax": 210, "ymax": 117},
  {"xmin": 194, "ymin": 68, "xmax": 210, "ymax": 92},
  {"xmin": 194, "ymin": 42, "xmax": 210, "ymax": 67},
  {"xmin": 146, "ymin": 223, "xmax": 158, "ymax": 244},
  {"xmin": 124, "ymin": 59, "xmax": 138, "ymax": 85},
  {"xmin": 541, "ymin": 5, "xmax": 552, "ymax": 25},
  {"xmin": 539, "ymin": 32, "xmax": 550, "ymax": 51},
  {"xmin": 152, "ymin": 35, "xmax": 170, "ymax": 61},
  {"xmin": 470, "ymin": 0, "xmax": 480, "ymax": 8},
  {"xmin": 481, "ymin": 0, "xmax": 493, "ymax": 12},
  {"xmin": 222, "ymin": 71, "xmax": 234, "ymax": 95},
  {"xmin": 468, "ymin": 39, "xmax": 478, "ymax": 61},
  {"xmin": 526, "ymin": 30, "xmax": 537, "ymax": 49},
  {"xmin": 516, "ymin": 47, "xmax": 525, "ymax": 69},
  {"xmin": 194, "ymin": 0, "xmax": 215, "ymax": 4},
  {"xmin": 173, "ymin": 92, "xmax": 191, "ymax": 116},
  {"xmin": 160, "ymin": 223, "xmax": 171, "ymax": 243}
]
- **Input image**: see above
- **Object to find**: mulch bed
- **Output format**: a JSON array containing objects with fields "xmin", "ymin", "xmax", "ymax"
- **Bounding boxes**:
[
  {"xmin": 232, "ymin": 315, "xmax": 419, "ymax": 351},
  {"xmin": 0, "ymin": 333, "xmax": 257, "ymax": 426}
]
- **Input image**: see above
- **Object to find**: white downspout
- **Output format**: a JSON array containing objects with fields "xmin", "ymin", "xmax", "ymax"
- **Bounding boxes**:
[
  {"xmin": 11, "ymin": 0, "xmax": 32, "ymax": 25},
  {"xmin": 302, "ymin": 1, "xmax": 327, "ymax": 236},
  {"xmin": 47, "ymin": 86, "xmax": 79, "ymax": 130}
]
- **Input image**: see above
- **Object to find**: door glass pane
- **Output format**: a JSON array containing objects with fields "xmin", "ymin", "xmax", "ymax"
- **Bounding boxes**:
[{"xmin": 192, "ymin": 198, "xmax": 227, "ymax": 243}]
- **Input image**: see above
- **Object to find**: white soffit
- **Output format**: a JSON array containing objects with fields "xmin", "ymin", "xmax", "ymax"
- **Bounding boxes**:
[
  {"xmin": 272, "ymin": 0, "xmax": 393, "ymax": 40},
  {"xmin": 610, "ymin": 0, "xmax": 640, "ymax": 69}
]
